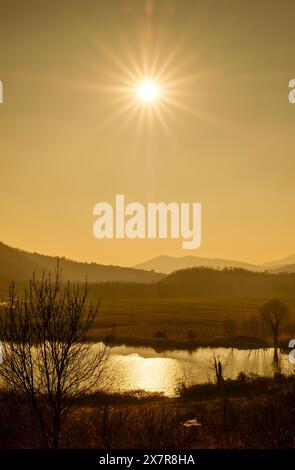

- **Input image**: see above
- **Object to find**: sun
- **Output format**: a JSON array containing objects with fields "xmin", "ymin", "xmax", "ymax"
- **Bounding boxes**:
[
  {"xmin": 136, "ymin": 79, "xmax": 160, "ymax": 104},
  {"xmin": 89, "ymin": 34, "xmax": 205, "ymax": 140}
]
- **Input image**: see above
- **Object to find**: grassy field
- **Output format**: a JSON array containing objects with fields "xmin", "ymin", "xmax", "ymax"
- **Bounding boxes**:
[
  {"xmin": 89, "ymin": 296, "xmax": 295, "ymax": 349},
  {"xmin": 2, "ymin": 268, "xmax": 295, "ymax": 349}
]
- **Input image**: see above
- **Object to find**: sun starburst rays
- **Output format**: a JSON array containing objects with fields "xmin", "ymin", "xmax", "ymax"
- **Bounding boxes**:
[{"xmin": 83, "ymin": 30, "xmax": 206, "ymax": 142}]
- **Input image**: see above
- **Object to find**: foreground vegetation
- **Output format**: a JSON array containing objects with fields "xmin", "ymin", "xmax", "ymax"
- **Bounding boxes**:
[{"xmin": 1, "ymin": 373, "xmax": 295, "ymax": 448}]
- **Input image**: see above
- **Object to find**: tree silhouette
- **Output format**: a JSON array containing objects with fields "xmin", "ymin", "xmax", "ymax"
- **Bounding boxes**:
[
  {"xmin": 0, "ymin": 266, "xmax": 111, "ymax": 448},
  {"xmin": 259, "ymin": 299, "xmax": 288, "ymax": 348}
]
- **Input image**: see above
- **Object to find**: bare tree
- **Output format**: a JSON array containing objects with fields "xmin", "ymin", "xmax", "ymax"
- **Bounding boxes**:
[
  {"xmin": 210, "ymin": 353, "xmax": 226, "ymax": 388},
  {"xmin": 0, "ymin": 267, "xmax": 111, "ymax": 448},
  {"xmin": 259, "ymin": 299, "xmax": 288, "ymax": 348},
  {"xmin": 210, "ymin": 353, "xmax": 229, "ymax": 446}
]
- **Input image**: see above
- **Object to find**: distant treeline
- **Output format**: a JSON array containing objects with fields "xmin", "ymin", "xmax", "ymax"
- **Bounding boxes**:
[{"xmin": 87, "ymin": 267, "xmax": 295, "ymax": 299}]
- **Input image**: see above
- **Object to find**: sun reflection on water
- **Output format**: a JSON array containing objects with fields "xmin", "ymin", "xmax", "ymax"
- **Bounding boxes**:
[
  {"xmin": 92, "ymin": 344, "xmax": 295, "ymax": 397},
  {"xmin": 111, "ymin": 354, "xmax": 182, "ymax": 396}
]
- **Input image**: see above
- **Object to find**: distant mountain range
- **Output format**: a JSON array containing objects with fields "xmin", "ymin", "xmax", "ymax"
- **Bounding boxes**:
[
  {"xmin": 0, "ymin": 242, "xmax": 164, "ymax": 288},
  {"xmin": 261, "ymin": 253, "xmax": 295, "ymax": 268},
  {"xmin": 1, "ymin": 240, "xmax": 295, "ymax": 296},
  {"xmin": 269, "ymin": 263, "xmax": 295, "ymax": 274},
  {"xmin": 135, "ymin": 254, "xmax": 295, "ymax": 274}
]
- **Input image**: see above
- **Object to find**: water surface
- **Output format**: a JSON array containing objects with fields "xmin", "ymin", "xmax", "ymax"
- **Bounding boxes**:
[{"xmin": 101, "ymin": 344, "xmax": 293, "ymax": 396}]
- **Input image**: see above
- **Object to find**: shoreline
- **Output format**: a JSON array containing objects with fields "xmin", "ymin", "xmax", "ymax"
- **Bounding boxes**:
[{"xmin": 98, "ymin": 334, "xmax": 275, "ymax": 352}]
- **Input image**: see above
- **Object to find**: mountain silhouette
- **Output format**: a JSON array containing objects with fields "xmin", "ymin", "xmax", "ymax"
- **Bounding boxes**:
[
  {"xmin": 269, "ymin": 263, "xmax": 295, "ymax": 273},
  {"xmin": 0, "ymin": 241, "xmax": 165, "ymax": 287},
  {"xmin": 135, "ymin": 255, "xmax": 263, "ymax": 274},
  {"xmin": 262, "ymin": 253, "xmax": 295, "ymax": 268}
]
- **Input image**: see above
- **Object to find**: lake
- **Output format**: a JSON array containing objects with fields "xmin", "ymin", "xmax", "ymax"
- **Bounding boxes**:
[{"xmin": 99, "ymin": 344, "xmax": 294, "ymax": 396}]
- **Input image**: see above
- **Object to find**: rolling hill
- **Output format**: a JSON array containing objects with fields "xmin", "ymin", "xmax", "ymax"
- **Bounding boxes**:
[
  {"xmin": 0, "ymin": 241, "xmax": 165, "ymax": 291},
  {"xmin": 135, "ymin": 254, "xmax": 262, "ymax": 274},
  {"xmin": 270, "ymin": 263, "xmax": 295, "ymax": 274},
  {"xmin": 262, "ymin": 253, "xmax": 295, "ymax": 269}
]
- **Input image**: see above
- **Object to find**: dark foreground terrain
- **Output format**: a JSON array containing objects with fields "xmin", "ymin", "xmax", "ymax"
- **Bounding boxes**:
[{"xmin": 1, "ymin": 373, "xmax": 294, "ymax": 449}]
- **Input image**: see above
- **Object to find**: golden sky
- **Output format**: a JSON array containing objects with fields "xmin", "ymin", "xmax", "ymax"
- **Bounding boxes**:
[{"xmin": 0, "ymin": 0, "xmax": 295, "ymax": 267}]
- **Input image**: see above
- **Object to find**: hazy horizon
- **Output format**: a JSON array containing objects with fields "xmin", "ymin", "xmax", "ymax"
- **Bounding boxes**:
[{"xmin": 1, "ymin": 237, "xmax": 295, "ymax": 269}]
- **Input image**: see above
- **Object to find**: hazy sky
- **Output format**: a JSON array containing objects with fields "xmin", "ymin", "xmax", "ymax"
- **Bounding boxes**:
[{"xmin": 0, "ymin": 0, "xmax": 295, "ymax": 266}]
